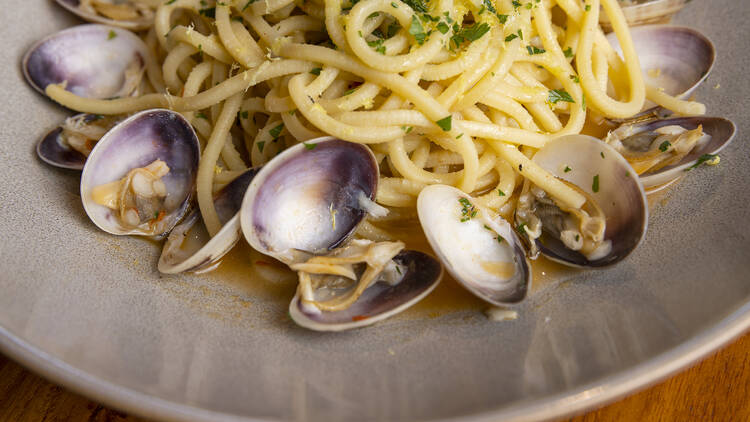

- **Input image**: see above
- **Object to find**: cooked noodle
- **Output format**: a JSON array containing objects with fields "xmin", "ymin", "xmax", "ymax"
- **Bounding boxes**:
[{"xmin": 45, "ymin": 0, "xmax": 704, "ymax": 245}]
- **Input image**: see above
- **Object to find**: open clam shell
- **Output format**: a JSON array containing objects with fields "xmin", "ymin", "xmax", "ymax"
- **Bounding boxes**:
[
  {"xmin": 81, "ymin": 109, "xmax": 199, "ymax": 236},
  {"xmin": 417, "ymin": 184, "xmax": 531, "ymax": 306},
  {"xmin": 289, "ymin": 250, "xmax": 442, "ymax": 331},
  {"xmin": 36, "ymin": 113, "xmax": 121, "ymax": 170},
  {"xmin": 23, "ymin": 24, "xmax": 148, "ymax": 100},
  {"xmin": 529, "ymin": 135, "xmax": 648, "ymax": 267},
  {"xmin": 158, "ymin": 169, "xmax": 259, "ymax": 274},
  {"xmin": 240, "ymin": 136, "xmax": 379, "ymax": 264},
  {"xmin": 37, "ymin": 125, "xmax": 87, "ymax": 171},
  {"xmin": 600, "ymin": 0, "xmax": 690, "ymax": 32},
  {"xmin": 620, "ymin": 117, "xmax": 737, "ymax": 192},
  {"xmin": 607, "ymin": 25, "xmax": 714, "ymax": 100},
  {"xmin": 55, "ymin": 0, "xmax": 154, "ymax": 31}
]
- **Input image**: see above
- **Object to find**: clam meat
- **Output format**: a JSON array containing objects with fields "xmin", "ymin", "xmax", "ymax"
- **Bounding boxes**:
[
  {"xmin": 81, "ymin": 109, "xmax": 199, "ymax": 236},
  {"xmin": 515, "ymin": 135, "xmax": 648, "ymax": 267},
  {"xmin": 240, "ymin": 137, "xmax": 442, "ymax": 330}
]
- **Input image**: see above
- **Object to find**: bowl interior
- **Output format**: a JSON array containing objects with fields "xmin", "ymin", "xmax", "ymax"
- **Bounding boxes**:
[{"xmin": 1, "ymin": 1, "xmax": 749, "ymax": 421}]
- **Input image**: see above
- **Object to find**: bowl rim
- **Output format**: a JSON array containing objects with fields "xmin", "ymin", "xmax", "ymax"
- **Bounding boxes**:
[{"xmin": 2, "ymin": 300, "xmax": 749, "ymax": 422}]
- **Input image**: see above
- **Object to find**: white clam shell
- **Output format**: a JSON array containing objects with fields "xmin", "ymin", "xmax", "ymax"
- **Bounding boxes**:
[{"xmin": 417, "ymin": 184, "xmax": 531, "ymax": 306}]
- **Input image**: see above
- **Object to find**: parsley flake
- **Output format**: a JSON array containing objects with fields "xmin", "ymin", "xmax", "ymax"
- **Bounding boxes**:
[
  {"xmin": 548, "ymin": 89, "xmax": 574, "ymax": 104},
  {"xmin": 592, "ymin": 174, "xmax": 600, "ymax": 193},
  {"xmin": 658, "ymin": 141, "xmax": 671, "ymax": 152},
  {"xmin": 436, "ymin": 115, "xmax": 452, "ymax": 131}
]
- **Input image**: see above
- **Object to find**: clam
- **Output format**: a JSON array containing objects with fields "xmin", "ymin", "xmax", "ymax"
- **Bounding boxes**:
[
  {"xmin": 240, "ymin": 137, "xmax": 380, "ymax": 264},
  {"xmin": 607, "ymin": 25, "xmax": 714, "ymax": 101},
  {"xmin": 81, "ymin": 109, "xmax": 199, "ymax": 236},
  {"xmin": 289, "ymin": 249, "xmax": 442, "ymax": 332},
  {"xmin": 158, "ymin": 169, "xmax": 259, "ymax": 274},
  {"xmin": 417, "ymin": 184, "xmax": 531, "ymax": 306},
  {"xmin": 600, "ymin": 0, "xmax": 691, "ymax": 32},
  {"xmin": 240, "ymin": 137, "xmax": 442, "ymax": 331},
  {"xmin": 55, "ymin": 0, "xmax": 156, "ymax": 31},
  {"xmin": 515, "ymin": 135, "xmax": 648, "ymax": 267},
  {"xmin": 605, "ymin": 116, "xmax": 736, "ymax": 192},
  {"xmin": 23, "ymin": 24, "xmax": 148, "ymax": 100},
  {"xmin": 37, "ymin": 114, "xmax": 122, "ymax": 170}
]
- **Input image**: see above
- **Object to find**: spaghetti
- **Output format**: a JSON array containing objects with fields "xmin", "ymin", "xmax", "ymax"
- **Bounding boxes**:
[{"xmin": 45, "ymin": 0, "xmax": 704, "ymax": 246}]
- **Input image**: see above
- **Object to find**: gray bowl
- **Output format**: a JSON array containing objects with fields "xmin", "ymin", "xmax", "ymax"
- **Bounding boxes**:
[{"xmin": 1, "ymin": 1, "xmax": 749, "ymax": 421}]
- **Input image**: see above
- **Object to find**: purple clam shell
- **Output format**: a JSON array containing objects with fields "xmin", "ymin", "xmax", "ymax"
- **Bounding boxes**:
[
  {"xmin": 247, "ymin": 137, "xmax": 378, "ymax": 255},
  {"xmin": 214, "ymin": 168, "xmax": 260, "ymax": 225},
  {"xmin": 23, "ymin": 24, "xmax": 147, "ymax": 100},
  {"xmin": 80, "ymin": 109, "xmax": 200, "ymax": 236},
  {"xmin": 37, "ymin": 126, "xmax": 86, "ymax": 171},
  {"xmin": 290, "ymin": 250, "xmax": 442, "ymax": 331},
  {"xmin": 55, "ymin": 0, "xmax": 152, "ymax": 30}
]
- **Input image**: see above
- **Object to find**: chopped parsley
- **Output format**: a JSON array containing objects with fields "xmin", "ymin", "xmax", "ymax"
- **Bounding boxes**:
[
  {"xmin": 658, "ymin": 140, "xmax": 671, "ymax": 152},
  {"xmin": 512, "ymin": 0, "xmax": 521, "ymax": 8},
  {"xmin": 517, "ymin": 222, "xmax": 527, "ymax": 235},
  {"xmin": 409, "ymin": 15, "xmax": 426, "ymax": 45},
  {"xmin": 107, "ymin": 30, "xmax": 117, "ymax": 40},
  {"xmin": 164, "ymin": 0, "xmax": 177, "ymax": 4},
  {"xmin": 505, "ymin": 33, "xmax": 519, "ymax": 42},
  {"xmin": 600, "ymin": 151, "xmax": 605, "ymax": 159},
  {"xmin": 564, "ymin": 165, "xmax": 572, "ymax": 172},
  {"xmin": 451, "ymin": 22, "xmax": 491, "ymax": 47},
  {"xmin": 570, "ymin": 74, "xmax": 580, "ymax": 83},
  {"xmin": 436, "ymin": 22, "xmax": 450, "ymax": 34},
  {"xmin": 436, "ymin": 115, "xmax": 452, "ymax": 131},
  {"xmin": 548, "ymin": 89, "xmax": 574, "ymax": 104},
  {"xmin": 592, "ymin": 174, "xmax": 600, "ymax": 193},
  {"xmin": 402, "ymin": 0, "xmax": 427, "ymax": 12},
  {"xmin": 257, "ymin": 141, "xmax": 266, "ymax": 153},
  {"xmin": 585, "ymin": 4, "xmax": 591, "ymax": 11},
  {"xmin": 497, "ymin": 14, "xmax": 508, "ymax": 23},
  {"xmin": 498, "ymin": 189, "xmax": 505, "ymax": 196},
  {"xmin": 563, "ymin": 47, "xmax": 574, "ymax": 58},
  {"xmin": 310, "ymin": 67, "xmax": 322, "ymax": 75},
  {"xmin": 526, "ymin": 45, "xmax": 546, "ymax": 55},
  {"xmin": 685, "ymin": 154, "xmax": 719, "ymax": 171},
  {"xmin": 458, "ymin": 197, "xmax": 477, "ymax": 222},
  {"xmin": 303, "ymin": 142, "xmax": 317, "ymax": 150},
  {"xmin": 367, "ymin": 38, "xmax": 386, "ymax": 54},
  {"xmin": 240, "ymin": 110, "xmax": 249, "ymax": 119},
  {"xmin": 401, "ymin": 126, "xmax": 413, "ymax": 133},
  {"xmin": 269, "ymin": 123, "xmax": 284, "ymax": 139},
  {"xmin": 196, "ymin": 112, "xmax": 208, "ymax": 119},
  {"xmin": 497, "ymin": 235, "xmax": 504, "ymax": 243}
]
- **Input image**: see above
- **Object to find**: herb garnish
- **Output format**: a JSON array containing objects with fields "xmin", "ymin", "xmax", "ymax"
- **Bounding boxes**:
[
  {"xmin": 269, "ymin": 123, "xmax": 284, "ymax": 139},
  {"xmin": 458, "ymin": 197, "xmax": 477, "ymax": 222},
  {"xmin": 592, "ymin": 174, "xmax": 600, "ymax": 193},
  {"xmin": 107, "ymin": 30, "xmax": 117, "ymax": 40},
  {"xmin": 685, "ymin": 154, "xmax": 719, "ymax": 171},
  {"xmin": 658, "ymin": 141, "xmax": 671, "ymax": 152},
  {"xmin": 548, "ymin": 89, "xmax": 574, "ymax": 104},
  {"xmin": 436, "ymin": 115, "xmax": 452, "ymax": 131},
  {"xmin": 409, "ymin": 15, "xmax": 426, "ymax": 44}
]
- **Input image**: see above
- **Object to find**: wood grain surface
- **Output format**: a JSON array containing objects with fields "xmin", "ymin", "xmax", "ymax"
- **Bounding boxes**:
[{"xmin": 1, "ymin": 332, "xmax": 749, "ymax": 422}]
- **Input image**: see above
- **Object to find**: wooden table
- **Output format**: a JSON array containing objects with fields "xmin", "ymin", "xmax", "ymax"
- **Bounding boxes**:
[{"xmin": 2, "ymin": 332, "xmax": 749, "ymax": 421}]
